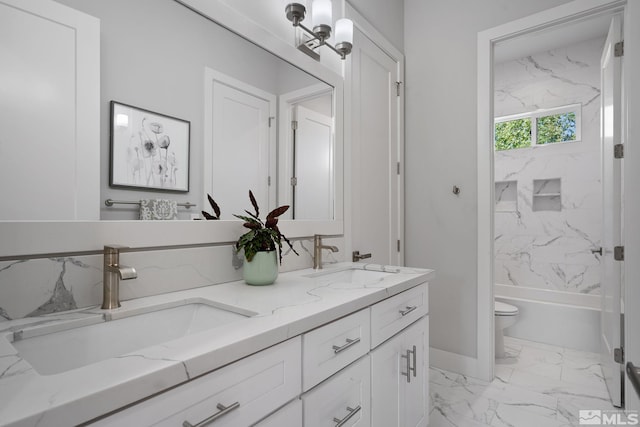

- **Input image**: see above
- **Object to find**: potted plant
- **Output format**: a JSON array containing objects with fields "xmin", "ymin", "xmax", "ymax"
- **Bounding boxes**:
[{"xmin": 234, "ymin": 190, "xmax": 298, "ymax": 285}]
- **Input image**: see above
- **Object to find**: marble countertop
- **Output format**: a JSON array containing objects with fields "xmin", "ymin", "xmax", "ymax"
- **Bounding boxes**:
[{"xmin": 0, "ymin": 262, "xmax": 433, "ymax": 427}]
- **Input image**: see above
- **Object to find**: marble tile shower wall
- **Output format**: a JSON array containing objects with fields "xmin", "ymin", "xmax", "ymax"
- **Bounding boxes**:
[
  {"xmin": 0, "ymin": 237, "xmax": 342, "ymax": 321},
  {"xmin": 494, "ymin": 38, "xmax": 604, "ymax": 295}
]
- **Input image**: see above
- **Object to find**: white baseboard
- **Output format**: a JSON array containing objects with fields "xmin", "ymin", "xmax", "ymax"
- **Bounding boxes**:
[{"xmin": 429, "ymin": 347, "xmax": 481, "ymax": 379}]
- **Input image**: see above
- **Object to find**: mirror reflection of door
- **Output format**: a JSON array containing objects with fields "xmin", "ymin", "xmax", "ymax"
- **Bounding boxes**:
[
  {"xmin": 292, "ymin": 105, "xmax": 333, "ymax": 220},
  {"xmin": 0, "ymin": 0, "xmax": 100, "ymax": 220},
  {"xmin": 205, "ymin": 68, "xmax": 276, "ymax": 218}
]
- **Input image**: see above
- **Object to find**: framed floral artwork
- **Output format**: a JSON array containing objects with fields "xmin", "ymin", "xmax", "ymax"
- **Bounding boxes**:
[{"xmin": 110, "ymin": 101, "xmax": 190, "ymax": 192}]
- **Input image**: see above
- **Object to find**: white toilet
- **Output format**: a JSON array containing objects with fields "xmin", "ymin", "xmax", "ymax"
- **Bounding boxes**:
[{"xmin": 495, "ymin": 300, "xmax": 519, "ymax": 358}]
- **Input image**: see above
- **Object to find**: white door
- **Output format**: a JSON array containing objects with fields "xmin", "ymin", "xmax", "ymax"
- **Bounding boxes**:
[
  {"xmin": 600, "ymin": 14, "xmax": 624, "ymax": 408},
  {"xmin": 0, "ymin": 0, "xmax": 99, "ymax": 220},
  {"xmin": 205, "ymin": 69, "xmax": 276, "ymax": 218},
  {"xmin": 293, "ymin": 105, "xmax": 333, "ymax": 219},
  {"xmin": 350, "ymin": 27, "xmax": 401, "ymax": 265}
]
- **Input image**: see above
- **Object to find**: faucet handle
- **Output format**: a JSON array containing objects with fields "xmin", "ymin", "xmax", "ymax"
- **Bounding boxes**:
[{"xmin": 352, "ymin": 251, "xmax": 372, "ymax": 262}]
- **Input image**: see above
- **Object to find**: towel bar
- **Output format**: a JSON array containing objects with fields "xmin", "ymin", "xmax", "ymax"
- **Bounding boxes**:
[{"xmin": 104, "ymin": 199, "xmax": 196, "ymax": 209}]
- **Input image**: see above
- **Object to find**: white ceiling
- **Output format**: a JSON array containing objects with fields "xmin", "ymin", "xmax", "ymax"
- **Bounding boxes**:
[{"xmin": 494, "ymin": 13, "xmax": 612, "ymax": 64}]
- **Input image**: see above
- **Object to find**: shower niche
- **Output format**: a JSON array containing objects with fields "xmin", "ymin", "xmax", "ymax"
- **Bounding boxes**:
[
  {"xmin": 532, "ymin": 178, "xmax": 561, "ymax": 211},
  {"xmin": 495, "ymin": 180, "xmax": 517, "ymax": 212}
]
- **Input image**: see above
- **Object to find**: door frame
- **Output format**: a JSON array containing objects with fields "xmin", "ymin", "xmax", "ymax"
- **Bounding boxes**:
[
  {"xmin": 476, "ymin": 0, "xmax": 627, "ymax": 382},
  {"xmin": 345, "ymin": 4, "xmax": 405, "ymax": 266}
]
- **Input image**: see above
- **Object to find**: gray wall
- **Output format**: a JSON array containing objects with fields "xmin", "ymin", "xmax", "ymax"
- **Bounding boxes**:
[
  {"xmin": 56, "ymin": 0, "xmax": 320, "ymax": 220},
  {"xmin": 348, "ymin": 0, "xmax": 404, "ymax": 51},
  {"xmin": 404, "ymin": 0, "xmax": 573, "ymax": 358}
]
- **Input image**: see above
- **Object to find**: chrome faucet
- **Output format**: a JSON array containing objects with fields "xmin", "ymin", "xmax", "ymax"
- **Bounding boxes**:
[
  {"xmin": 102, "ymin": 245, "xmax": 137, "ymax": 309},
  {"xmin": 313, "ymin": 235, "xmax": 339, "ymax": 269}
]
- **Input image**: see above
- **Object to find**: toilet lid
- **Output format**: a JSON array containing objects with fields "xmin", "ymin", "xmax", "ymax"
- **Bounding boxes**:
[{"xmin": 495, "ymin": 301, "xmax": 518, "ymax": 315}]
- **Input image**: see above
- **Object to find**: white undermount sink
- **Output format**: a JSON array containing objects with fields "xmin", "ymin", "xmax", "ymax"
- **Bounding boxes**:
[
  {"xmin": 305, "ymin": 266, "xmax": 399, "ymax": 286},
  {"xmin": 9, "ymin": 301, "xmax": 255, "ymax": 375}
]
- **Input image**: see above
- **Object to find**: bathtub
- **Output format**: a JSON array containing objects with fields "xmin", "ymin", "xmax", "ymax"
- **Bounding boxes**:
[{"xmin": 495, "ymin": 284, "xmax": 601, "ymax": 353}]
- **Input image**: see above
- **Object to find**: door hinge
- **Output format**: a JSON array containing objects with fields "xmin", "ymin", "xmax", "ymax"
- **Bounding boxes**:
[
  {"xmin": 614, "ymin": 144, "xmax": 624, "ymax": 159},
  {"xmin": 268, "ymin": 176, "xmax": 271, "ymax": 186},
  {"xmin": 268, "ymin": 116, "xmax": 275, "ymax": 127},
  {"xmin": 396, "ymin": 81, "xmax": 402, "ymax": 97},
  {"xmin": 397, "ymin": 239, "xmax": 401, "ymax": 252},
  {"xmin": 291, "ymin": 120, "xmax": 298, "ymax": 130},
  {"xmin": 614, "ymin": 246, "xmax": 624, "ymax": 261},
  {"xmin": 614, "ymin": 41, "xmax": 624, "ymax": 57},
  {"xmin": 291, "ymin": 177, "xmax": 297, "ymax": 187},
  {"xmin": 614, "ymin": 347, "xmax": 624, "ymax": 364},
  {"xmin": 397, "ymin": 162, "xmax": 401, "ymax": 175}
]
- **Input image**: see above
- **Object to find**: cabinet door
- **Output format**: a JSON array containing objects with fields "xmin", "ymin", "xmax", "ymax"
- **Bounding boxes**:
[
  {"xmin": 370, "ymin": 317, "xmax": 428, "ymax": 427},
  {"xmin": 402, "ymin": 316, "xmax": 428, "ymax": 427},
  {"xmin": 303, "ymin": 356, "xmax": 371, "ymax": 427},
  {"xmin": 370, "ymin": 329, "xmax": 403, "ymax": 426}
]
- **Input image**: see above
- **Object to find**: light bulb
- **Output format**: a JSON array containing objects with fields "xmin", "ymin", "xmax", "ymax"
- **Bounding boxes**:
[
  {"xmin": 312, "ymin": 0, "xmax": 332, "ymax": 29},
  {"xmin": 335, "ymin": 18, "xmax": 353, "ymax": 44}
]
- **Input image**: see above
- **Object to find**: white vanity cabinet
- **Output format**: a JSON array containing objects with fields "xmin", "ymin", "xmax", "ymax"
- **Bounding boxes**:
[
  {"xmin": 371, "ymin": 316, "xmax": 429, "ymax": 427},
  {"xmin": 87, "ymin": 282, "xmax": 429, "ymax": 427},
  {"xmin": 300, "ymin": 282, "xmax": 429, "ymax": 427},
  {"xmin": 89, "ymin": 337, "xmax": 301, "ymax": 427}
]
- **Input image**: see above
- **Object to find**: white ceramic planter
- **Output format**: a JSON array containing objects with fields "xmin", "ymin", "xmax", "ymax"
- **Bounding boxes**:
[{"xmin": 243, "ymin": 251, "xmax": 278, "ymax": 286}]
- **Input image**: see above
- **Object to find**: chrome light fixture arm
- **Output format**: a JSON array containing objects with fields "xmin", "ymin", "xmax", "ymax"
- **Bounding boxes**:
[{"xmin": 284, "ymin": 2, "xmax": 352, "ymax": 60}]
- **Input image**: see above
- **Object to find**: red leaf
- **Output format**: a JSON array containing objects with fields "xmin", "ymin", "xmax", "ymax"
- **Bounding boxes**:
[
  {"xmin": 249, "ymin": 190, "xmax": 259, "ymax": 217},
  {"xmin": 202, "ymin": 211, "xmax": 216, "ymax": 220},
  {"xmin": 265, "ymin": 217, "xmax": 278, "ymax": 228},
  {"xmin": 267, "ymin": 205, "xmax": 289, "ymax": 219},
  {"xmin": 207, "ymin": 194, "xmax": 221, "ymax": 218}
]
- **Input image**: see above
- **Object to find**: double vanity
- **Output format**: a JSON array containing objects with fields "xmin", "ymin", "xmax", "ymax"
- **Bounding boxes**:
[{"xmin": 0, "ymin": 263, "xmax": 433, "ymax": 427}]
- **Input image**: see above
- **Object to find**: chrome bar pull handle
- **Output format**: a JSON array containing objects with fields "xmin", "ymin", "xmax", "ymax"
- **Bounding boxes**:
[
  {"xmin": 182, "ymin": 402, "xmax": 240, "ymax": 427},
  {"xmin": 410, "ymin": 345, "xmax": 417, "ymax": 378},
  {"xmin": 401, "ymin": 350, "xmax": 412, "ymax": 383},
  {"xmin": 399, "ymin": 305, "xmax": 417, "ymax": 316},
  {"xmin": 333, "ymin": 405, "xmax": 362, "ymax": 426},
  {"xmin": 401, "ymin": 345, "xmax": 417, "ymax": 383},
  {"xmin": 591, "ymin": 247, "xmax": 603, "ymax": 256},
  {"xmin": 333, "ymin": 337, "xmax": 361, "ymax": 354}
]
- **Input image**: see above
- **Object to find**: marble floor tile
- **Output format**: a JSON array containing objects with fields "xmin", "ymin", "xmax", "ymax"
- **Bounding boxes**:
[{"xmin": 430, "ymin": 337, "xmax": 619, "ymax": 427}]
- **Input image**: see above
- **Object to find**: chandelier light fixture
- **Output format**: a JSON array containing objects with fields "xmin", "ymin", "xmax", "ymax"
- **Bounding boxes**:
[{"xmin": 284, "ymin": 0, "xmax": 353, "ymax": 61}]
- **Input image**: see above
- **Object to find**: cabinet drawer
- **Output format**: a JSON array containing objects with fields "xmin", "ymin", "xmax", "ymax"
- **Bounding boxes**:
[
  {"xmin": 253, "ymin": 399, "xmax": 302, "ymax": 426},
  {"xmin": 302, "ymin": 309, "xmax": 370, "ymax": 391},
  {"xmin": 370, "ymin": 283, "xmax": 428, "ymax": 348},
  {"xmin": 90, "ymin": 337, "xmax": 301, "ymax": 427},
  {"xmin": 302, "ymin": 356, "xmax": 371, "ymax": 427}
]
